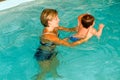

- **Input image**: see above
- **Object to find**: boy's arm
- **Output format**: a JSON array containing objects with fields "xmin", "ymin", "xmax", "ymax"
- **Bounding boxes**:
[
  {"xmin": 93, "ymin": 24, "xmax": 104, "ymax": 38},
  {"xmin": 58, "ymin": 26, "xmax": 77, "ymax": 32}
]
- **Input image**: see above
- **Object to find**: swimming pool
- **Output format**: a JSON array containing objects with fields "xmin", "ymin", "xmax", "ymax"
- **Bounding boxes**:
[{"xmin": 0, "ymin": 0, "xmax": 120, "ymax": 80}]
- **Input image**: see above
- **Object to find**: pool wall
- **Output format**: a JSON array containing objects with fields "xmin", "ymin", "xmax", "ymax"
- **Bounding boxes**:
[{"xmin": 0, "ymin": 0, "xmax": 34, "ymax": 11}]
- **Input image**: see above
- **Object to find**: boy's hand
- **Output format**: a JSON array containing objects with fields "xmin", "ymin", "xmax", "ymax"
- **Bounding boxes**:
[
  {"xmin": 99, "ymin": 24, "xmax": 104, "ymax": 29},
  {"xmin": 97, "ymin": 24, "xmax": 105, "ymax": 39}
]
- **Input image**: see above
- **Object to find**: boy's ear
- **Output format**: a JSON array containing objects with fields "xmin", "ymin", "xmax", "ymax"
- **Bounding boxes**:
[
  {"xmin": 91, "ymin": 22, "xmax": 95, "ymax": 27},
  {"xmin": 93, "ymin": 22, "xmax": 95, "ymax": 25}
]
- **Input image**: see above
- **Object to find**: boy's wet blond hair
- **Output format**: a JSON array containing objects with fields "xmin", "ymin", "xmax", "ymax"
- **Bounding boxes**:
[{"xmin": 40, "ymin": 9, "xmax": 58, "ymax": 27}]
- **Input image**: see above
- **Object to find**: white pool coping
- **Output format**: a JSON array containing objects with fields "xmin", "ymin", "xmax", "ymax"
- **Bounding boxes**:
[{"xmin": 0, "ymin": 0, "xmax": 34, "ymax": 11}]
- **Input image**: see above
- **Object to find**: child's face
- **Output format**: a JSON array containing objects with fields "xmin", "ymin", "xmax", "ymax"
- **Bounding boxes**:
[{"xmin": 49, "ymin": 15, "xmax": 60, "ymax": 27}]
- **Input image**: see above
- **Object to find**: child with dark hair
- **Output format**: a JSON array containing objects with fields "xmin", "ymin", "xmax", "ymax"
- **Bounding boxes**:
[{"xmin": 69, "ymin": 14, "xmax": 104, "ymax": 42}]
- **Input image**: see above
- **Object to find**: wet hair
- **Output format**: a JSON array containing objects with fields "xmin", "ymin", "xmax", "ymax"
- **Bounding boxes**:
[
  {"xmin": 40, "ymin": 8, "xmax": 58, "ymax": 27},
  {"xmin": 81, "ymin": 14, "xmax": 94, "ymax": 28}
]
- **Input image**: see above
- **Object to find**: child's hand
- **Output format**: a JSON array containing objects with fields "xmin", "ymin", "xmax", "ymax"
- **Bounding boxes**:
[
  {"xmin": 99, "ymin": 24, "xmax": 104, "ymax": 29},
  {"xmin": 97, "ymin": 24, "xmax": 105, "ymax": 39}
]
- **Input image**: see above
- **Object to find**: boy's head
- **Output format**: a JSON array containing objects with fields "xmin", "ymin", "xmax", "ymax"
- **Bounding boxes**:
[
  {"xmin": 81, "ymin": 14, "xmax": 94, "ymax": 28},
  {"xmin": 40, "ymin": 9, "xmax": 58, "ymax": 27}
]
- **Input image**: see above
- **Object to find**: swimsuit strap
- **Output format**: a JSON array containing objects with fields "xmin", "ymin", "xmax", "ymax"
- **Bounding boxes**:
[
  {"xmin": 40, "ymin": 32, "xmax": 57, "ymax": 46},
  {"xmin": 40, "ymin": 41, "xmax": 55, "ymax": 46}
]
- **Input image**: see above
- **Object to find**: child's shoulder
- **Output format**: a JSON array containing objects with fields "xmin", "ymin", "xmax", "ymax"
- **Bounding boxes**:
[{"xmin": 91, "ymin": 28, "xmax": 97, "ymax": 34}]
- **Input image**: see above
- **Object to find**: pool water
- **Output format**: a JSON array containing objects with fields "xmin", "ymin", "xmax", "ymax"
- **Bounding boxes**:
[{"xmin": 0, "ymin": 0, "xmax": 120, "ymax": 80}]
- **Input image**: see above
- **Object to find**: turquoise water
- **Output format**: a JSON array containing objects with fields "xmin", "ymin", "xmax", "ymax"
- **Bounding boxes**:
[{"xmin": 0, "ymin": 0, "xmax": 120, "ymax": 80}]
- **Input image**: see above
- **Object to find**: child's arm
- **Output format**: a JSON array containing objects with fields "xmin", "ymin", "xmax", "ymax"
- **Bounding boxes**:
[{"xmin": 93, "ymin": 24, "xmax": 104, "ymax": 39}]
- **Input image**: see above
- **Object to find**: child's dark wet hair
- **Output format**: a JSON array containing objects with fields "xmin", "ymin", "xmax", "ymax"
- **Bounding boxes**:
[{"xmin": 81, "ymin": 14, "xmax": 94, "ymax": 28}]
